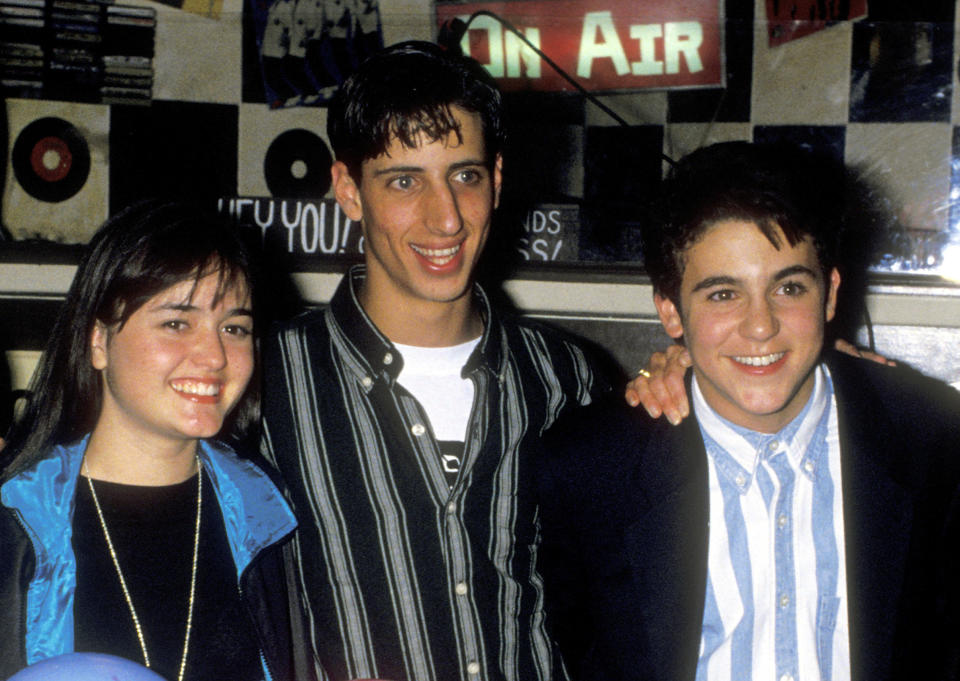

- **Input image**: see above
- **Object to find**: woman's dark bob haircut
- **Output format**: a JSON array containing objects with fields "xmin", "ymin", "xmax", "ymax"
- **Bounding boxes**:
[{"xmin": 2, "ymin": 200, "xmax": 261, "ymax": 480}]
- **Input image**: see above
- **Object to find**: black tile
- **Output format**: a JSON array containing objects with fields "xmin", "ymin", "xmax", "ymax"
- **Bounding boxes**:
[
  {"xmin": 753, "ymin": 124, "xmax": 846, "ymax": 160},
  {"xmin": 581, "ymin": 124, "xmax": 663, "ymax": 261},
  {"xmin": 109, "ymin": 101, "xmax": 239, "ymax": 212},
  {"xmin": 849, "ymin": 20, "xmax": 953, "ymax": 122}
]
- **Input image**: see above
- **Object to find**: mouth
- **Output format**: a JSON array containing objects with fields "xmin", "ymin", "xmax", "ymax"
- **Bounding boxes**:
[
  {"xmin": 171, "ymin": 380, "xmax": 221, "ymax": 400},
  {"xmin": 411, "ymin": 243, "xmax": 461, "ymax": 267},
  {"xmin": 732, "ymin": 352, "xmax": 786, "ymax": 367}
]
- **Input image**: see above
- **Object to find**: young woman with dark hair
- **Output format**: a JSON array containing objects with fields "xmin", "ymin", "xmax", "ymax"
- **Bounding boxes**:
[{"xmin": 0, "ymin": 201, "xmax": 302, "ymax": 681}]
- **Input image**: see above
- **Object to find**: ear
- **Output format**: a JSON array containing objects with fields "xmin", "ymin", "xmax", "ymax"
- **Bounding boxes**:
[
  {"xmin": 90, "ymin": 320, "xmax": 109, "ymax": 370},
  {"xmin": 824, "ymin": 267, "xmax": 841, "ymax": 322},
  {"xmin": 654, "ymin": 294, "xmax": 685, "ymax": 340},
  {"xmin": 331, "ymin": 161, "xmax": 364, "ymax": 222},
  {"xmin": 492, "ymin": 154, "xmax": 503, "ymax": 209}
]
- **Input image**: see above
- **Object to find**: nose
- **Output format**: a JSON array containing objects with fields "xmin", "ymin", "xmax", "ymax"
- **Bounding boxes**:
[
  {"xmin": 425, "ymin": 182, "xmax": 463, "ymax": 235},
  {"xmin": 739, "ymin": 296, "xmax": 779, "ymax": 341},
  {"xmin": 193, "ymin": 328, "xmax": 228, "ymax": 370}
]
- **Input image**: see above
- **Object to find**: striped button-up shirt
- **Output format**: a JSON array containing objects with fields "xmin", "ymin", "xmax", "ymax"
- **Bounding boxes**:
[
  {"xmin": 261, "ymin": 266, "xmax": 608, "ymax": 681},
  {"xmin": 693, "ymin": 366, "xmax": 850, "ymax": 681}
]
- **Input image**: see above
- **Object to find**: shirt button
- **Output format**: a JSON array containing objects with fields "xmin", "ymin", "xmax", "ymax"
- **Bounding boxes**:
[
  {"xmin": 455, "ymin": 582, "xmax": 468, "ymax": 595},
  {"xmin": 778, "ymin": 514, "xmax": 788, "ymax": 529},
  {"xmin": 780, "ymin": 675, "xmax": 794, "ymax": 681},
  {"xmin": 361, "ymin": 376, "xmax": 373, "ymax": 388},
  {"xmin": 447, "ymin": 501, "xmax": 457, "ymax": 514},
  {"xmin": 768, "ymin": 440, "xmax": 780, "ymax": 451},
  {"xmin": 383, "ymin": 352, "xmax": 393, "ymax": 365},
  {"xmin": 411, "ymin": 423, "xmax": 426, "ymax": 436},
  {"xmin": 780, "ymin": 594, "xmax": 790, "ymax": 608},
  {"xmin": 803, "ymin": 459, "xmax": 814, "ymax": 473},
  {"xmin": 735, "ymin": 473, "xmax": 746, "ymax": 488},
  {"xmin": 467, "ymin": 662, "xmax": 480, "ymax": 675}
]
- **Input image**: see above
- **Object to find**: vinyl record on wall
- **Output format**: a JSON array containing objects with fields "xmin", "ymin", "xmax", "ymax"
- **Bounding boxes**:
[
  {"xmin": 236, "ymin": 103, "xmax": 329, "ymax": 197},
  {"xmin": 12, "ymin": 117, "xmax": 91, "ymax": 203},
  {"xmin": 263, "ymin": 128, "xmax": 332, "ymax": 198},
  {"xmin": 3, "ymin": 100, "xmax": 109, "ymax": 243}
]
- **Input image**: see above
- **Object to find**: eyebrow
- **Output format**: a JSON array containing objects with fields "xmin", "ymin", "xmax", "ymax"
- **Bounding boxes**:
[
  {"xmin": 690, "ymin": 265, "xmax": 820, "ymax": 293},
  {"xmin": 370, "ymin": 158, "xmax": 487, "ymax": 178},
  {"xmin": 773, "ymin": 264, "xmax": 819, "ymax": 280},
  {"xmin": 449, "ymin": 159, "xmax": 487, "ymax": 170},
  {"xmin": 690, "ymin": 275, "xmax": 737, "ymax": 293},
  {"xmin": 154, "ymin": 302, "xmax": 254, "ymax": 317},
  {"xmin": 371, "ymin": 165, "xmax": 422, "ymax": 177}
]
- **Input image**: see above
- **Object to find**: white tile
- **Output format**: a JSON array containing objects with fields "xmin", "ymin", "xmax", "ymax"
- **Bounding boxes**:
[
  {"xmin": 752, "ymin": 4, "xmax": 853, "ymax": 125},
  {"xmin": 845, "ymin": 122, "xmax": 952, "ymax": 233}
]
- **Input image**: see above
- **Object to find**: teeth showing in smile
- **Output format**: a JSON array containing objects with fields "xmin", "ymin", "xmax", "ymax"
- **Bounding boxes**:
[
  {"xmin": 733, "ymin": 352, "xmax": 785, "ymax": 367},
  {"xmin": 411, "ymin": 243, "xmax": 460, "ymax": 265},
  {"xmin": 172, "ymin": 381, "xmax": 220, "ymax": 397}
]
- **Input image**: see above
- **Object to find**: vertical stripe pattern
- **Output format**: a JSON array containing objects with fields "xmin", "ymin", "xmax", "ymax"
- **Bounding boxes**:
[
  {"xmin": 693, "ymin": 367, "xmax": 850, "ymax": 681},
  {"xmin": 260, "ymin": 267, "xmax": 607, "ymax": 681}
]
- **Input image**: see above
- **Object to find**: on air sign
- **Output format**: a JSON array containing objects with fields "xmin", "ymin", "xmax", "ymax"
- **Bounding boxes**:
[{"xmin": 436, "ymin": 0, "xmax": 723, "ymax": 92}]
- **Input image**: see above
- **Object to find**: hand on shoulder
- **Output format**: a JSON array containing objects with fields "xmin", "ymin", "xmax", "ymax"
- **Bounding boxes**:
[{"xmin": 624, "ymin": 339, "xmax": 893, "ymax": 426}]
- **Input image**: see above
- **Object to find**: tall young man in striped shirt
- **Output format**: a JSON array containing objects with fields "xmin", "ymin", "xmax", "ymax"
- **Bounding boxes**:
[
  {"xmin": 260, "ymin": 42, "xmax": 609, "ymax": 681},
  {"xmin": 537, "ymin": 142, "xmax": 960, "ymax": 681}
]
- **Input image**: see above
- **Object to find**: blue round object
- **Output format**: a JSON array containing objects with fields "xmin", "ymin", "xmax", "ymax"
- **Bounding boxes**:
[{"xmin": 7, "ymin": 653, "xmax": 166, "ymax": 681}]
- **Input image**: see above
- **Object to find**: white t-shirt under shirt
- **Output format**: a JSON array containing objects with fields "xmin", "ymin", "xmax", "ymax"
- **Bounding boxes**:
[{"xmin": 394, "ymin": 337, "xmax": 481, "ymax": 486}]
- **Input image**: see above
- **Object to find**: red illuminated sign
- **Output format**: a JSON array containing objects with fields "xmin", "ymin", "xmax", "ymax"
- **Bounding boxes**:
[
  {"xmin": 766, "ymin": 0, "xmax": 868, "ymax": 46},
  {"xmin": 436, "ymin": 0, "xmax": 723, "ymax": 93}
]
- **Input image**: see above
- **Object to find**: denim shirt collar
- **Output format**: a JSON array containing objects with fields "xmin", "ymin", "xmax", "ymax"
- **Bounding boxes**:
[{"xmin": 693, "ymin": 366, "xmax": 832, "ymax": 494}]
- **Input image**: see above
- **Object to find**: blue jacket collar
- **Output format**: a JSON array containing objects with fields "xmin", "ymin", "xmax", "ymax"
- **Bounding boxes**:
[{"xmin": 0, "ymin": 436, "xmax": 296, "ymax": 665}]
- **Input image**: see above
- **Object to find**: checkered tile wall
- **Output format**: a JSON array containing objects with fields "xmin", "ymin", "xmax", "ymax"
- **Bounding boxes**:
[{"xmin": 3, "ymin": 0, "xmax": 958, "ymax": 277}]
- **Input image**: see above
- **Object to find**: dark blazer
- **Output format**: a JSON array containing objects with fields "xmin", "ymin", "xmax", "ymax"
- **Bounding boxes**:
[{"xmin": 537, "ymin": 351, "xmax": 960, "ymax": 681}]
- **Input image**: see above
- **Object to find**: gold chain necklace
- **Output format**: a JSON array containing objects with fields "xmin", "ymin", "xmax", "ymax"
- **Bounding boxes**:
[{"xmin": 84, "ymin": 457, "xmax": 202, "ymax": 681}]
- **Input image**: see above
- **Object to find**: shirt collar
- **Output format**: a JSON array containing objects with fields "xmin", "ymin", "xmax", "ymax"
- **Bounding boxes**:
[
  {"xmin": 692, "ymin": 365, "xmax": 831, "ymax": 494},
  {"xmin": 328, "ymin": 265, "xmax": 504, "ymax": 389}
]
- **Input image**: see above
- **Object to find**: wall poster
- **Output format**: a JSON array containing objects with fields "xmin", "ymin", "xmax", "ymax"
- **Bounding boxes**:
[{"xmin": 248, "ymin": 0, "xmax": 384, "ymax": 107}]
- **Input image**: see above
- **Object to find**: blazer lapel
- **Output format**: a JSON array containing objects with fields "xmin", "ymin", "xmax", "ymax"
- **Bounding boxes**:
[
  {"xmin": 625, "ymin": 419, "xmax": 710, "ymax": 681},
  {"xmin": 834, "ymin": 371, "xmax": 913, "ymax": 681}
]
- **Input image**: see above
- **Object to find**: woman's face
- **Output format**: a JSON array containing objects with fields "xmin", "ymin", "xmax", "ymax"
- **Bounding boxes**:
[{"xmin": 90, "ymin": 272, "xmax": 254, "ymax": 449}]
